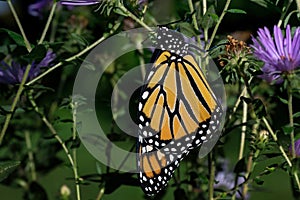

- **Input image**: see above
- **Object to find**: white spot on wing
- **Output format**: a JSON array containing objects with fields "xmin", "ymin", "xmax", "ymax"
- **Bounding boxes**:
[{"xmin": 142, "ymin": 91, "xmax": 149, "ymax": 99}]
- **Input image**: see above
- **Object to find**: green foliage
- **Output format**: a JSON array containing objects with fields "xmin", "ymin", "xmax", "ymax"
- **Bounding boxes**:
[
  {"xmin": 0, "ymin": 161, "xmax": 20, "ymax": 182},
  {"xmin": 0, "ymin": 28, "xmax": 29, "ymax": 48},
  {"xmin": 226, "ymin": 9, "xmax": 247, "ymax": 14}
]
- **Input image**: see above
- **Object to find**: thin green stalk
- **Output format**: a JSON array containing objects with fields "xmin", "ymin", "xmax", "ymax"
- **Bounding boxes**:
[
  {"xmin": 138, "ymin": 49, "xmax": 146, "ymax": 79},
  {"xmin": 0, "ymin": 1, "xmax": 33, "ymax": 144},
  {"xmin": 208, "ymin": 152, "xmax": 215, "ymax": 200},
  {"xmin": 262, "ymin": 117, "xmax": 292, "ymax": 167},
  {"xmin": 71, "ymin": 102, "xmax": 80, "ymax": 199},
  {"xmin": 96, "ymin": 187, "xmax": 105, "ymax": 200},
  {"xmin": 7, "ymin": 0, "xmax": 32, "ymax": 52},
  {"xmin": 202, "ymin": 0, "xmax": 208, "ymax": 49},
  {"xmin": 118, "ymin": 4, "xmax": 152, "ymax": 32},
  {"xmin": 242, "ymin": 121, "xmax": 259, "ymax": 198},
  {"xmin": 238, "ymin": 92, "xmax": 248, "ymax": 160},
  {"xmin": 297, "ymin": 0, "xmax": 300, "ymax": 12},
  {"xmin": 50, "ymin": 6, "xmax": 61, "ymax": 43},
  {"xmin": 294, "ymin": 171, "xmax": 300, "ymax": 192},
  {"xmin": 28, "ymin": 92, "xmax": 81, "ymax": 200},
  {"xmin": 262, "ymin": 116, "xmax": 300, "ymax": 191},
  {"xmin": 277, "ymin": 0, "xmax": 293, "ymax": 27},
  {"xmin": 25, "ymin": 130, "xmax": 37, "ymax": 182},
  {"xmin": 39, "ymin": 1, "xmax": 57, "ymax": 44},
  {"xmin": 187, "ymin": 0, "xmax": 198, "ymax": 30},
  {"xmin": 203, "ymin": 0, "xmax": 207, "ymax": 15},
  {"xmin": 26, "ymin": 22, "xmax": 121, "ymax": 86},
  {"xmin": 287, "ymin": 85, "xmax": 295, "ymax": 158},
  {"xmin": 228, "ymin": 86, "xmax": 247, "ymax": 121},
  {"xmin": 71, "ymin": 101, "xmax": 81, "ymax": 200},
  {"xmin": 206, "ymin": 0, "xmax": 231, "ymax": 50},
  {"xmin": 0, "ymin": 64, "xmax": 32, "ymax": 144},
  {"xmin": 187, "ymin": 0, "xmax": 204, "ymax": 49}
]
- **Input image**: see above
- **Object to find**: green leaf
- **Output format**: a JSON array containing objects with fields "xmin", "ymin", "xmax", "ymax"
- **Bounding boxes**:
[
  {"xmin": 200, "ymin": 5, "xmax": 217, "ymax": 29},
  {"xmin": 96, "ymin": 162, "xmax": 102, "ymax": 175},
  {"xmin": 22, "ymin": 44, "xmax": 47, "ymax": 63},
  {"xmin": 178, "ymin": 22, "xmax": 198, "ymax": 38},
  {"xmin": 282, "ymin": 125, "xmax": 294, "ymax": 135},
  {"xmin": 114, "ymin": 7, "xmax": 128, "ymax": 16},
  {"xmin": 278, "ymin": 96, "xmax": 288, "ymax": 104},
  {"xmin": 294, "ymin": 123, "xmax": 300, "ymax": 127},
  {"xmin": 0, "ymin": 28, "xmax": 27, "ymax": 47},
  {"xmin": 293, "ymin": 112, "xmax": 300, "ymax": 118},
  {"xmin": 254, "ymin": 177, "xmax": 264, "ymax": 185},
  {"xmin": 234, "ymin": 157, "xmax": 246, "ymax": 173},
  {"xmin": 284, "ymin": 10, "xmax": 299, "ymax": 27},
  {"xmin": 0, "ymin": 161, "xmax": 20, "ymax": 182},
  {"xmin": 249, "ymin": 0, "xmax": 281, "ymax": 13},
  {"xmin": 226, "ymin": 9, "xmax": 247, "ymax": 14},
  {"xmin": 25, "ymin": 181, "xmax": 48, "ymax": 200}
]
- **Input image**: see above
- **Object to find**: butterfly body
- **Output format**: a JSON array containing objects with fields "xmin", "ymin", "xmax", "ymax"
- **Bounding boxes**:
[{"xmin": 137, "ymin": 27, "xmax": 222, "ymax": 195}]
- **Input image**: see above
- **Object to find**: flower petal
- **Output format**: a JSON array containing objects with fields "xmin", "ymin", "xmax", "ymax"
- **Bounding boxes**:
[{"xmin": 60, "ymin": 0, "xmax": 100, "ymax": 6}]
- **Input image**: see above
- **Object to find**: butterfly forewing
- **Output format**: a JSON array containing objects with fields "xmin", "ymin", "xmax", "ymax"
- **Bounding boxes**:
[{"xmin": 137, "ymin": 27, "xmax": 223, "ymax": 196}]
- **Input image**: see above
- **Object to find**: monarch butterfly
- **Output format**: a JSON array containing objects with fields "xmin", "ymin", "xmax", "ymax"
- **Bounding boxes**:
[{"xmin": 137, "ymin": 27, "xmax": 223, "ymax": 196}]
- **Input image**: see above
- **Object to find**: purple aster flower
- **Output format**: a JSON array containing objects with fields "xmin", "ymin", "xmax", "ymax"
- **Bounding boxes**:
[
  {"xmin": 289, "ymin": 138, "xmax": 300, "ymax": 157},
  {"xmin": 0, "ymin": 51, "xmax": 55, "ymax": 85},
  {"xmin": 251, "ymin": 25, "xmax": 300, "ymax": 84},
  {"xmin": 60, "ymin": 0, "xmax": 100, "ymax": 6},
  {"xmin": 28, "ymin": 0, "xmax": 53, "ymax": 18}
]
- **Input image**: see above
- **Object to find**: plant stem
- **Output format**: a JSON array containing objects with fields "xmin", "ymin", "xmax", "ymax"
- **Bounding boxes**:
[
  {"xmin": 96, "ymin": 187, "xmax": 105, "ymax": 200},
  {"xmin": 262, "ymin": 116, "xmax": 300, "ymax": 191},
  {"xmin": 26, "ymin": 22, "xmax": 120, "ymax": 86},
  {"xmin": 7, "ymin": 0, "xmax": 32, "ymax": 52},
  {"xmin": 277, "ymin": 0, "xmax": 293, "ymax": 27},
  {"xmin": 71, "ymin": 101, "xmax": 81, "ymax": 200},
  {"xmin": 24, "ymin": 130, "xmax": 37, "ymax": 182},
  {"xmin": 187, "ymin": 0, "xmax": 204, "ymax": 49},
  {"xmin": 28, "ymin": 92, "xmax": 81, "ymax": 200},
  {"xmin": 50, "ymin": 6, "xmax": 61, "ymax": 43},
  {"xmin": 208, "ymin": 152, "xmax": 215, "ymax": 200},
  {"xmin": 239, "ymin": 91, "xmax": 248, "ymax": 160},
  {"xmin": 206, "ymin": 0, "xmax": 231, "ymax": 50},
  {"xmin": 297, "ymin": 0, "xmax": 300, "ymax": 12},
  {"xmin": 228, "ymin": 85, "xmax": 247, "ymax": 121},
  {"xmin": 39, "ymin": 1, "xmax": 57, "ymax": 44},
  {"xmin": 0, "ymin": 1, "xmax": 34, "ymax": 144},
  {"xmin": 118, "ymin": 4, "xmax": 152, "ymax": 31},
  {"xmin": 242, "ymin": 121, "xmax": 259, "ymax": 198},
  {"xmin": 287, "ymin": 85, "xmax": 295, "ymax": 158},
  {"xmin": 0, "ymin": 64, "xmax": 32, "ymax": 144},
  {"xmin": 202, "ymin": 0, "xmax": 209, "ymax": 48},
  {"xmin": 188, "ymin": 0, "xmax": 199, "ymax": 31},
  {"xmin": 262, "ymin": 117, "xmax": 292, "ymax": 166},
  {"xmin": 203, "ymin": 0, "xmax": 207, "ymax": 15}
]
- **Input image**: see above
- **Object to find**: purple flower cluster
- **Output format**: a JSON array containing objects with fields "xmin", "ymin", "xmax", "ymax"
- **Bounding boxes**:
[
  {"xmin": 214, "ymin": 159, "xmax": 249, "ymax": 199},
  {"xmin": 251, "ymin": 25, "xmax": 300, "ymax": 84},
  {"xmin": 28, "ymin": 0, "xmax": 53, "ymax": 18},
  {"xmin": 290, "ymin": 139, "xmax": 300, "ymax": 157},
  {"xmin": 0, "ymin": 51, "xmax": 55, "ymax": 85}
]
